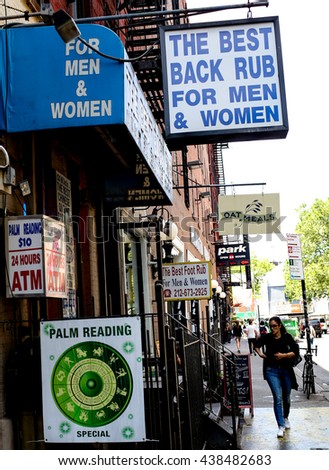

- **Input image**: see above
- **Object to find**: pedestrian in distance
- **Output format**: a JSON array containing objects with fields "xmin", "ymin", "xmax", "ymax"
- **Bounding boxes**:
[
  {"xmin": 259, "ymin": 320, "xmax": 268, "ymax": 353},
  {"xmin": 232, "ymin": 321, "xmax": 243, "ymax": 353},
  {"xmin": 244, "ymin": 319, "xmax": 259, "ymax": 355},
  {"xmin": 307, "ymin": 324, "xmax": 316, "ymax": 346},
  {"xmin": 225, "ymin": 322, "xmax": 232, "ymax": 343},
  {"xmin": 254, "ymin": 316, "xmax": 299, "ymax": 439},
  {"xmin": 259, "ymin": 320, "xmax": 268, "ymax": 336}
]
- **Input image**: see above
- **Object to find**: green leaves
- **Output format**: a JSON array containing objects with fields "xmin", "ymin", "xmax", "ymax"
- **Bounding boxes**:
[
  {"xmin": 284, "ymin": 198, "xmax": 329, "ymax": 302},
  {"xmin": 250, "ymin": 256, "xmax": 275, "ymax": 298}
]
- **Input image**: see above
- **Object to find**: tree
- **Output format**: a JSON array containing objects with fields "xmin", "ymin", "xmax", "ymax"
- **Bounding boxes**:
[
  {"xmin": 284, "ymin": 198, "xmax": 329, "ymax": 303},
  {"xmin": 250, "ymin": 256, "xmax": 275, "ymax": 298},
  {"xmin": 230, "ymin": 257, "xmax": 275, "ymax": 300}
]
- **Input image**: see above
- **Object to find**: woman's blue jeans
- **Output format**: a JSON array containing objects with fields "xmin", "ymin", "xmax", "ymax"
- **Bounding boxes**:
[{"xmin": 265, "ymin": 367, "xmax": 292, "ymax": 428}]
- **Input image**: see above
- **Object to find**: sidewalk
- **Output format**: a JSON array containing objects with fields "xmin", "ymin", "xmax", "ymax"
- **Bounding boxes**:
[{"xmin": 225, "ymin": 336, "xmax": 329, "ymax": 450}]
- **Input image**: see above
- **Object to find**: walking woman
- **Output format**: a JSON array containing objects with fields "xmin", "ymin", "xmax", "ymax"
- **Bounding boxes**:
[
  {"xmin": 232, "ymin": 321, "xmax": 242, "ymax": 353},
  {"xmin": 254, "ymin": 316, "xmax": 299, "ymax": 438},
  {"xmin": 244, "ymin": 319, "xmax": 258, "ymax": 355}
]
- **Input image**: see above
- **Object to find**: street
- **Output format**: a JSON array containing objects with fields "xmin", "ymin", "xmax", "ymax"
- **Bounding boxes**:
[
  {"xmin": 298, "ymin": 332, "xmax": 329, "ymax": 373},
  {"xmin": 225, "ymin": 334, "xmax": 329, "ymax": 409},
  {"xmin": 235, "ymin": 333, "xmax": 329, "ymax": 450}
]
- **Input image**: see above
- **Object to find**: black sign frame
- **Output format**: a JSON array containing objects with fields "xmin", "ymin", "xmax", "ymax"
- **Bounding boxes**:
[
  {"xmin": 224, "ymin": 354, "xmax": 253, "ymax": 415},
  {"xmin": 215, "ymin": 242, "xmax": 250, "ymax": 267},
  {"xmin": 160, "ymin": 16, "xmax": 289, "ymax": 150}
]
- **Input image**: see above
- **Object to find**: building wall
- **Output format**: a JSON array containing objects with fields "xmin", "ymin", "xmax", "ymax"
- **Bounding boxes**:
[{"xmin": 0, "ymin": 0, "xmax": 222, "ymax": 449}]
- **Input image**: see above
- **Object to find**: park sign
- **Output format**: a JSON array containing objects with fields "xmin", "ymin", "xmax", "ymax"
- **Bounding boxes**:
[
  {"xmin": 216, "ymin": 241, "xmax": 250, "ymax": 267},
  {"xmin": 162, "ymin": 261, "xmax": 211, "ymax": 301},
  {"xmin": 5, "ymin": 215, "xmax": 66, "ymax": 298},
  {"xmin": 40, "ymin": 317, "xmax": 145, "ymax": 443},
  {"xmin": 160, "ymin": 17, "xmax": 288, "ymax": 148}
]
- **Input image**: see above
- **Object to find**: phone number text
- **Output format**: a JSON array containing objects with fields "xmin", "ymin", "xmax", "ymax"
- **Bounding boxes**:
[{"xmin": 172, "ymin": 288, "xmax": 208, "ymax": 298}]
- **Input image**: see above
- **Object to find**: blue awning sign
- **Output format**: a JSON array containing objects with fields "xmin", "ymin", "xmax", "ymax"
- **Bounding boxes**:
[
  {"xmin": 0, "ymin": 24, "xmax": 173, "ymax": 204},
  {"xmin": 2, "ymin": 25, "xmax": 125, "ymax": 131}
]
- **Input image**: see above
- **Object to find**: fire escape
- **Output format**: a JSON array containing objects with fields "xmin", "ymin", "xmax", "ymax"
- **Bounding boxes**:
[
  {"xmin": 113, "ymin": 0, "xmax": 186, "ymax": 134},
  {"xmin": 107, "ymin": 1, "xmax": 238, "ymax": 449},
  {"xmin": 212, "ymin": 143, "xmax": 231, "ymax": 283},
  {"xmin": 114, "ymin": 1, "xmax": 231, "ymax": 283}
]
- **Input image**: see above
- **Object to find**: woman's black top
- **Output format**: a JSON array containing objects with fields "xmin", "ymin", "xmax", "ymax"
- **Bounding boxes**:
[
  {"xmin": 255, "ymin": 332, "xmax": 299, "ymax": 370},
  {"xmin": 255, "ymin": 332, "xmax": 299, "ymax": 390},
  {"xmin": 233, "ymin": 325, "xmax": 242, "ymax": 337}
]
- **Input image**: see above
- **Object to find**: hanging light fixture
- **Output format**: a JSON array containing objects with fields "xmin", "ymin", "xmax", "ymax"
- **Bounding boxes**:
[
  {"xmin": 53, "ymin": 9, "xmax": 81, "ymax": 43},
  {"xmin": 0, "ymin": 146, "xmax": 9, "ymax": 169},
  {"xmin": 18, "ymin": 179, "xmax": 32, "ymax": 197}
]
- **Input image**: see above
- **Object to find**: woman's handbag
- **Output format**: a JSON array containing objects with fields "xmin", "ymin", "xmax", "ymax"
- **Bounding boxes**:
[
  {"xmin": 286, "ymin": 335, "xmax": 302, "ymax": 367},
  {"xmin": 291, "ymin": 342, "xmax": 302, "ymax": 366},
  {"xmin": 292, "ymin": 352, "xmax": 302, "ymax": 367}
]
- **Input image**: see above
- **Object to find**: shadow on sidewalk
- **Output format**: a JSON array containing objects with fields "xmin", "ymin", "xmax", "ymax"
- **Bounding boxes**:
[
  {"xmin": 240, "ymin": 406, "xmax": 329, "ymax": 450},
  {"xmin": 224, "ymin": 337, "xmax": 329, "ymax": 449}
]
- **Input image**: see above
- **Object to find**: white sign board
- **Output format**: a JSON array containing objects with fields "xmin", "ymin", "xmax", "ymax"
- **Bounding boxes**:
[
  {"xmin": 286, "ymin": 233, "xmax": 304, "ymax": 280},
  {"xmin": 40, "ymin": 317, "xmax": 146, "ymax": 443},
  {"xmin": 217, "ymin": 193, "xmax": 281, "ymax": 236},
  {"xmin": 44, "ymin": 218, "xmax": 67, "ymax": 297},
  {"xmin": 56, "ymin": 171, "xmax": 77, "ymax": 318},
  {"xmin": 287, "ymin": 244, "xmax": 302, "ymax": 259},
  {"xmin": 288, "ymin": 259, "xmax": 304, "ymax": 281},
  {"xmin": 124, "ymin": 64, "xmax": 173, "ymax": 202},
  {"xmin": 5, "ymin": 215, "xmax": 66, "ymax": 297},
  {"xmin": 162, "ymin": 261, "xmax": 211, "ymax": 301},
  {"xmin": 286, "ymin": 233, "xmax": 301, "ymax": 247},
  {"xmin": 160, "ymin": 17, "xmax": 288, "ymax": 147}
]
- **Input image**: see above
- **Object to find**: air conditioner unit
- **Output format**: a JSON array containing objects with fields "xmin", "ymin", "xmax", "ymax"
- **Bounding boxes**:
[
  {"xmin": 0, "ymin": 172, "xmax": 12, "ymax": 195},
  {"xmin": 3, "ymin": 166, "xmax": 16, "ymax": 186}
]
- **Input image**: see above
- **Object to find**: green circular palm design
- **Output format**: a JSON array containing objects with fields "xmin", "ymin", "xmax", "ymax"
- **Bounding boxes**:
[
  {"xmin": 51, "ymin": 341, "xmax": 133, "ymax": 427},
  {"xmin": 79, "ymin": 371, "xmax": 103, "ymax": 397}
]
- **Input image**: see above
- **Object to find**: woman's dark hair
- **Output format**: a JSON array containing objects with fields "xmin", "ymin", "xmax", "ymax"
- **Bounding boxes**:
[{"xmin": 269, "ymin": 316, "xmax": 287, "ymax": 334}]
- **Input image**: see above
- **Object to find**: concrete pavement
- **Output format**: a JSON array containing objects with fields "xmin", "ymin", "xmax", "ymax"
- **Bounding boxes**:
[{"xmin": 225, "ymin": 336, "xmax": 329, "ymax": 450}]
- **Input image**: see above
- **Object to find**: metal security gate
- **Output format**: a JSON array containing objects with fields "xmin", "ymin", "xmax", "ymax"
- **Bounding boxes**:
[{"xmin": 4, "ymin": 309, "xmax": 239, "ymax": 450}]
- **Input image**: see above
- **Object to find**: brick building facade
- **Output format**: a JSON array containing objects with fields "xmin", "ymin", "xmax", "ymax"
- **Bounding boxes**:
[{"xmin": 0, "ymin": 0, "xmax": 226, "ymax": 449}]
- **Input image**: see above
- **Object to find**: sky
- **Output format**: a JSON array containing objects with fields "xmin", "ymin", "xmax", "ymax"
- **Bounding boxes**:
[{"xmin": 185, "ymin": 0, "xmax": 329, "ymax": 260}]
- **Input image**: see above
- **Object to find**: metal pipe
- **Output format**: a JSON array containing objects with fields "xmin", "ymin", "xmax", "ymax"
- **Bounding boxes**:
[
  {"xmin": 174, "ymin": 182, "xmax": 267, "ymax": 189},
  {"xmin": 74, "ymin": 2, "xmax": 270, "ymax": 24},
  {"xmin": 0, "ymin": 2, "xmax": 270, "ymax": 24}
]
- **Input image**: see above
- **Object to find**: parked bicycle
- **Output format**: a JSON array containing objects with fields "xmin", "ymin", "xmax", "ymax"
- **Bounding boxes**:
[{"xmin": 300, "ymin": 345, "xmax": 318, "ymax": 399}]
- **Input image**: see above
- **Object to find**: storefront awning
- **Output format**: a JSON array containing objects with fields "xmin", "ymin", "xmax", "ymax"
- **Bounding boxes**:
[{"xmin": 0, "ymin": 24, "xmax": 172, "ymax": 205}]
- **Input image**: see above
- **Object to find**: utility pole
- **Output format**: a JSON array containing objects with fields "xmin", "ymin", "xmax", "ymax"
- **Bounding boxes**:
[
  {"xmin": 286, "ymin": 234, "xmax": 311, "ymax": 352},
  {"xmin": 301, "ymin": 279, "xmax": 311, "ymax": 354}
]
